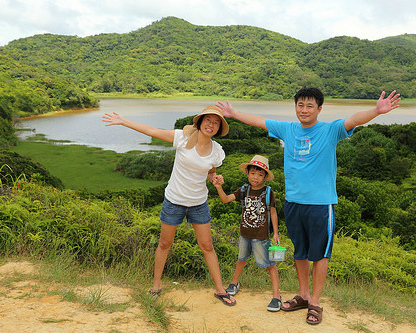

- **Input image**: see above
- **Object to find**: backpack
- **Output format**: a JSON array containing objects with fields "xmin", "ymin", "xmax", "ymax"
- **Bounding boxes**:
[{"xmin": 240, "ymin": 184, "xmax": 273, "ymax": 234}]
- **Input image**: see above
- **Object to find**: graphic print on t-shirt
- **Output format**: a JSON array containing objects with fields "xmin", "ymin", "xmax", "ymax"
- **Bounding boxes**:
[
  {"xmin": 293, "ymin": 135, "xmax": 312, "ymax": 161},
  {"xmin": 241, "ymin": 195, "xmax": 267, "ymax": 229}
]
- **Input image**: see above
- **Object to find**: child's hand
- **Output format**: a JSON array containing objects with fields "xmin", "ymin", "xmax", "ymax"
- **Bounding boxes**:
[
  {"xmin": 212, "ymin": 175, "xmax": 224, "ymax": 187},
  {"xmin": 273, "ymin": 233, "xmax": 280, "ymax": 246}
]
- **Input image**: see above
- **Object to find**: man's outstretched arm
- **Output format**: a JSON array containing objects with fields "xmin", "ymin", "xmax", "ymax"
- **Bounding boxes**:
[
  {"xmin": 216, "ymin": 100, "xmax": 267, "ymax": 130},
  {"xmin": 344, "ymin": 91, "xmax": 401, "ymax": 131}
]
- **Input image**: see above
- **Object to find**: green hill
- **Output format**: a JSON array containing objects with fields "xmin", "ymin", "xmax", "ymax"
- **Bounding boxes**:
[
  {"xmin": 377, "ymin": 33, "xmax": 416, "ymax": 49},
  {"xmin": 1, "ymin": 16, "xmax": 416, "ymax": 103},
  {"xmin": 0, "ymin": 54, "xmax": 98, "ymax": 117}
]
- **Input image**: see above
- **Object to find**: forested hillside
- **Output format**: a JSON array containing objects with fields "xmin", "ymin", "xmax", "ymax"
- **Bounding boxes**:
[
  {"xmin": 379, "ymin": 33, "xmax": 416, "ymax": 49},
  {"xmin": 0, "ymin": 55, "xmax": 98, "ymax": 117},
  {"xmin": 1, "ymin": 16, "xmax": 416, "ymax": 103},
  {"xmin": 0, "ymin": 53, "xmax": 98, "ymax": 147}
]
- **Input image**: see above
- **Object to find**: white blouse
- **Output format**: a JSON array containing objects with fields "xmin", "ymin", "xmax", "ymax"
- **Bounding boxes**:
[{"xmin": 164, "ymin": 130, "xmax": 225, "ymax": 206}]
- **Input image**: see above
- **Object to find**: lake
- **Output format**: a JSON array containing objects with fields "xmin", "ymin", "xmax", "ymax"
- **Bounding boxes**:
[{"xmin": 16, "ymin": 98, "xmax": 416, "ymax": 153}]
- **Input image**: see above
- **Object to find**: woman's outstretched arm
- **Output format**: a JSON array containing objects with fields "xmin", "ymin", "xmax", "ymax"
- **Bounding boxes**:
[{"xmin": 103, "ymin": 112, "xmax": 175, "ymax": 143}]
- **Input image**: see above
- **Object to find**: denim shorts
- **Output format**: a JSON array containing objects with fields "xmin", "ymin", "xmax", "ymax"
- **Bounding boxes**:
[
  {"xmin": 237, "ymin": 235, "xmax": 275, "ymax": 268},
  {"xmin": 160, "ymin": 197, "xmax": 211, "ymax": 225}
]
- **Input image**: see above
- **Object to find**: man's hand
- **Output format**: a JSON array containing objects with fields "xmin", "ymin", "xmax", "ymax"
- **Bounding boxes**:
[
  {"xmin": 216, "ymin": 101, "xmax": 237, "ymax": 118},
  {"xmin": 376, "ymin": 90, "xmax": 401, "ymax": 115}
]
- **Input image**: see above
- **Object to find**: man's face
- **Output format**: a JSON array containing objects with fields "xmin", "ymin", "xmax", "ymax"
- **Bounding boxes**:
[{"xmin": 295, "ymin": 97, "xmax": 322, "ymax": 128}]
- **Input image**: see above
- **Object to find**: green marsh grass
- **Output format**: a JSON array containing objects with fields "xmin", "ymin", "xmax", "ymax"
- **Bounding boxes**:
[
  {"xmin": 92, "ymin": 92, "xmax": 238, "ymax": 101},
  {"xmin": 11, "ymin": 140, "xmax": 164, "ymax": 192}
]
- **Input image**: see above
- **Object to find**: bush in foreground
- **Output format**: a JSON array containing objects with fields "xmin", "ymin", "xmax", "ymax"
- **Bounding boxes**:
[{"xmin": 0, "ymin": 180, "xmax": 415, "ymax": 295}]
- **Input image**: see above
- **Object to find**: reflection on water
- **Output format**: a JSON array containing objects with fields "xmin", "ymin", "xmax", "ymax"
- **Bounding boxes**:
[{"xmin": 16, "ymin": 99, "xmax": 416, "ymax": 153}]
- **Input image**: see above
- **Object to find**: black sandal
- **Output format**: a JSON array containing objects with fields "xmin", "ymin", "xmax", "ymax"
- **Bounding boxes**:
[
  {"xmin": 148, "ymin": 288, "xmax": 162, "ymax": 296},
  {"xmin": 214, "ymin": 292, "xmax": 236, "ymax": 306}
]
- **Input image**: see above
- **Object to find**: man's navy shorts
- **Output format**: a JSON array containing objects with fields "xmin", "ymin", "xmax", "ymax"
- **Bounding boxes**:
[{"xmin": 284, "ymin": 200, "xmax": 335, "ymax": 261}]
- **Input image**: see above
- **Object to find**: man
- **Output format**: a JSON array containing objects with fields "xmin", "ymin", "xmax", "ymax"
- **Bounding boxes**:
[{"xmin": 216, "ymin": 87, "xmax": 400, "ymax": 324}]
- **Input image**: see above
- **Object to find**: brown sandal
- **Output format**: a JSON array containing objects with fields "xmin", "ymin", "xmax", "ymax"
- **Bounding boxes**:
[
  {"xmin": 306, "ymin": 304, "xmax": 323, "ymax": 325},
  {"xmin": 281, "ymin": 295, "xmax": 309, "ymax": 311}
]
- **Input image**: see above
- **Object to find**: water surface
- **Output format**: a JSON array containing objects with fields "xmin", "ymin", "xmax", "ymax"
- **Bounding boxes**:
[{"xmin": 16, "ymin": 99, "xmax": 416, "ymax": 153}]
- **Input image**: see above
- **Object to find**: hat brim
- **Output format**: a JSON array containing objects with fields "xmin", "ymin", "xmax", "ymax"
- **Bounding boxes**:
[
  {"xmin": 193, "ymin": 106, "xmax": 229, "ymax": 136},
  {"xmin": 239, "ymin": 162, "xmax": 274, "ymax": 182}
]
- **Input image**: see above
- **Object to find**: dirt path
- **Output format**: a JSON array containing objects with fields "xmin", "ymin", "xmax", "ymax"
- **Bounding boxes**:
[{"xmin": 0, "ymin": 261, "xmax": 414, "ymax": 333}]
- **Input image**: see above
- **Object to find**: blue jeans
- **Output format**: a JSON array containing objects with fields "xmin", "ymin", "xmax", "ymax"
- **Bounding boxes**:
[
  {"xmin": 237, "ymin": 235, "xmax": 275, "ymax": 268},
  {"xmin": 160, "ymin": 197, "xmax": 211, "ymax": 225}
]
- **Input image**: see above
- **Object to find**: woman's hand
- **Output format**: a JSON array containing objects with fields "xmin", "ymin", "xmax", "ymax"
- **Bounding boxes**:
[
  {"xmin": 212, "ymin": 174, "xmax": 224, "ymax": 187},
  {"xmin": 102, "ymin": 112, "xmax": 125, "ymax": 126}
]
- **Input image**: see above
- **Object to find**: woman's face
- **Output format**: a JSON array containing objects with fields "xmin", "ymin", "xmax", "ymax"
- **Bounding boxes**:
[{"xmin": 200, "ymin": 114, "xmax": 221, "ymax": 137}]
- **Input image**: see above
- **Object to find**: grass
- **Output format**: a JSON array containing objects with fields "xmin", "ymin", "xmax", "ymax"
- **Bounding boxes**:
[
  {"xmin": 2, "ymin": 254, "xmax": 415, "ymax": 332},
  {"xmin": 324, "ymin": 279, "xmax": 416, "ymax": 326},
  {"xmin": 41, "ymin": 318, "xmax": 72, "ymax": 324},
  {"xmin": 1, "ymin": 254, "xmax": 172, "ymax": 330},
  {"xmin": 81, "ymin": 285, "xmax": 130, "ymax": 312},
  {"xmin": 227, "ymin": 256, "xmax": 416, "ymax": 327},
  {"xmin": 92, "ymin": 92, "xmax": 240, "ymax": 101},
  {"xmin": 10, "ymin": 139, "xmax": 164, "ymax": 193}
]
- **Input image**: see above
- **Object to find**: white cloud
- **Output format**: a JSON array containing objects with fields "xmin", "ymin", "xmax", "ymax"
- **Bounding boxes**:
[{"xmin": 0, "ymin": 0, "xmax": 416, "ymax": 46}]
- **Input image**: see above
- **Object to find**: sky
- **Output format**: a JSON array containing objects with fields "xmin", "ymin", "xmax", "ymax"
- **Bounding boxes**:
[{"xmin": 1, "ymin": 0, "xmax": 415, "ymax": 47}]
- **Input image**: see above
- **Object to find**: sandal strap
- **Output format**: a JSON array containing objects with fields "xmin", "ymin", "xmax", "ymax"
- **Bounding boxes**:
[
  {"xmin": 307, "ymin": 305, "xmax": 323, "ymax": 318},
  {"xmin": 307, "ymin": 305, "xmax": 323, "ymax": 324},
  {"xmin": 308, "ymin": 304, "xmax": 323, "ymax": 313},
  {"xmin": 285, "ymin": 295, "xmax": 307, "ymax": 305}
]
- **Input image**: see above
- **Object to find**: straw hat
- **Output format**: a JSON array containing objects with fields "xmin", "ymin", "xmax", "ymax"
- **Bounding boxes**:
[
  {"xmin": 183, "ymin": 106, "xmax": 229, "ymax": 149},
  {"xmin": 239, "ymin": 155, "xmax": 274, "ymax": 181}
]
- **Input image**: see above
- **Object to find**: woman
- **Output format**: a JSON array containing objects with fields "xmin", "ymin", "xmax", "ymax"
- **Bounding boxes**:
[{"xmin": 102, "ymin": 106, "xmax": 236, "ymax": 306}]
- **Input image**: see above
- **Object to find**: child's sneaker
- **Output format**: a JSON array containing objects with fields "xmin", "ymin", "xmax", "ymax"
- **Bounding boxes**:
[
  {"xmin": 267, "ymin": 296, "xmax": 282, "ymax": 312},
  {"xmin": 225, "ymin": 282, "xmax": 240, "ymax": 296}
]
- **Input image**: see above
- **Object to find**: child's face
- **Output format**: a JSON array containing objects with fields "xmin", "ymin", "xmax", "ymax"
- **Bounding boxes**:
[{"xmin": 247, "ymin": 167, "xmax": 267, "ymax": 189}]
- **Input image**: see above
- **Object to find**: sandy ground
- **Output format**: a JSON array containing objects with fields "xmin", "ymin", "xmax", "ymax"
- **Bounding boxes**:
[{"xmin": 0, "ymin": 261, "xmax": 414, "ymax": 333}]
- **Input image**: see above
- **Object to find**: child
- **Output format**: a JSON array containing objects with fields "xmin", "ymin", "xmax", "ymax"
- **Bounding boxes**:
[{"xmin": 213, "ymin": 155, "xmax": 282, "ymax": 311}]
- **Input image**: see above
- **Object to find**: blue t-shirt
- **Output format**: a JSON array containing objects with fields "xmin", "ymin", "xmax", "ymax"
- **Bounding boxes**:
[{"xmin": 266, "ymin": 119, "xmax": 354, "ymax": 205}]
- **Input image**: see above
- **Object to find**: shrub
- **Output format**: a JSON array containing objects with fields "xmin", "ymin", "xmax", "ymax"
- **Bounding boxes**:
[
  {"xmin": 0, "ymin": 181, "xmax": 237, "ymax": 279},
  {"xmin": 77, "ymin": 184, "xmax": 166, "ymax": 210},
  {"xmin": 337, "ymin": 126, "xmax": 413, "ymax": 183},
  {"xmin": 330, "ymin": 235, "xmax": 416, "ymax": 294},
  {"xmin": 115, "ymin": 150, "xmax": 175, "ymax": 181},
  {"xmin": 0, "ymin": 148, "xmax": 64, "ymax": 189}
]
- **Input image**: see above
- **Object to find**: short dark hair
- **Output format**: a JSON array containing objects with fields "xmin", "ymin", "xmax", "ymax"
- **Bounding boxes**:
[
  {"xmin": 294, "ymin": 87, "xmax": 324, "ymax": 107},
  {"xmin": 196, "ymin": 115, "xmax": 223, "ymax": 137},
  {"xmin": 247, "ymin": 164, "xmax": 268, "ymax": 176}
]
